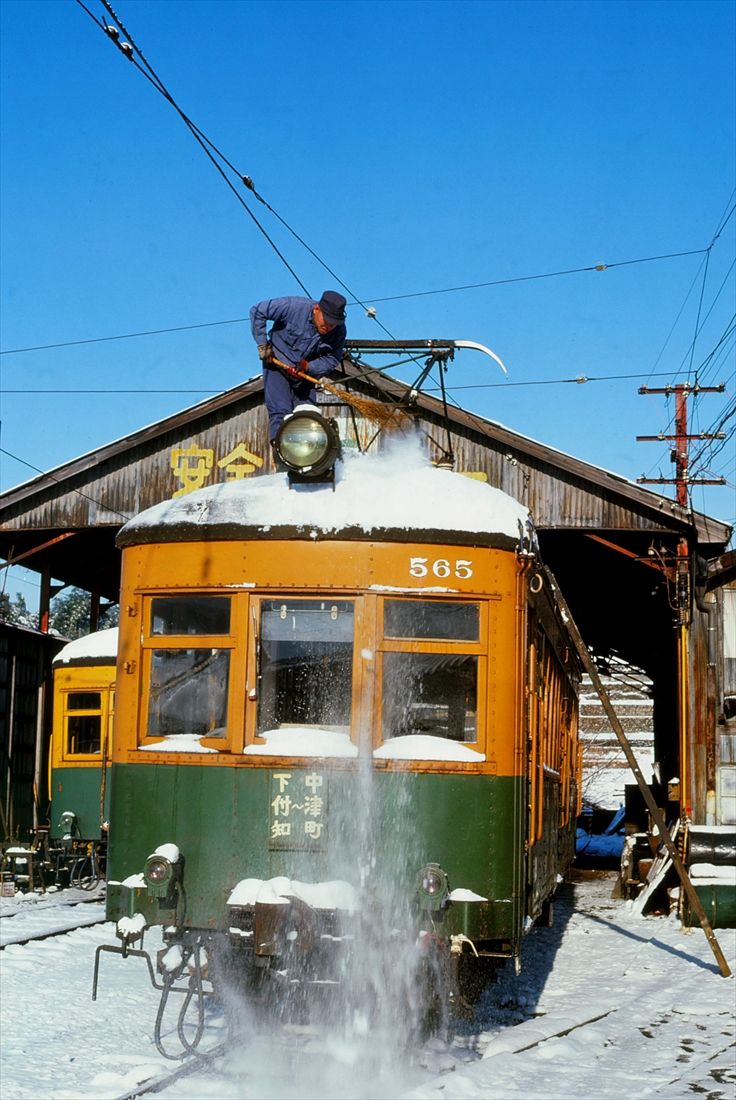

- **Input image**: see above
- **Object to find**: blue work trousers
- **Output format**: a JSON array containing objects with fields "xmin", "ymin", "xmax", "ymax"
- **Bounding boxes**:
[{"xmin": 264, "ymin": 365, "xmax": 317, "ymax": 441}]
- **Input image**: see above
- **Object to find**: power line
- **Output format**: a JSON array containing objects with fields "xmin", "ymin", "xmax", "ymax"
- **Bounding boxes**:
[
  {"xmin": 76, "ymin": 0, "xmax": 312, "ymax": 297},
  {"xmin": 1, "ymin": 389, "xmax": 224, "ymax": 395},
  {"xmin": 0, "ymin": 369, "xmax": 694, "ymax": 396},
  {"xmin": 74, "ymin": 0, "xmax": 419, "ymax": 359},
  {"xmin": 0, "ymin": 317, "xmax": 248, "ymax": 356},
  {"xmin": 0, "ymin": 446, "xmax": 130, "ymax": 522},
  {"xmin": 643, "ymin": 193, "xmax": 735, "ymax": 388},
  {"xmin": 0, "ymin": 247, "xmax": 714, "ymax": 357}
]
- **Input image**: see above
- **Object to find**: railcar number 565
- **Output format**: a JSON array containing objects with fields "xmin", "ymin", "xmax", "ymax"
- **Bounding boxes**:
[{"xmin": 409, "ymin": 557, "xmax": 474, "ymax": 579}]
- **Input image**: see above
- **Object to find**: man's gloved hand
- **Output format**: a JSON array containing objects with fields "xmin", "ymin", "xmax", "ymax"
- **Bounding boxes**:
[{"xmin": 258, "ymin": 343, "xmax": 273, "ymax": 363}]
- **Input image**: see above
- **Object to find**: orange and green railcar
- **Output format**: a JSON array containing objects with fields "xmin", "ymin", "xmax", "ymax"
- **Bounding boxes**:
[{"xmin": 100, "ymin": 421, "xmax": 580, "ymax": 1048}]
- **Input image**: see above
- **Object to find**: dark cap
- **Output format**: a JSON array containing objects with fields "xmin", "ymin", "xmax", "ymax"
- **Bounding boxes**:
[{"xmin": 318, "ymin": 290, "xmax": 347, "ymax": 325}]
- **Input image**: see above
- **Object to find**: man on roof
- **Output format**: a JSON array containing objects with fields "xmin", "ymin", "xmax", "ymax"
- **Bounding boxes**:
[{"xmin": 250, "ymin": 290, "xmax": 347, "ymax": 444}]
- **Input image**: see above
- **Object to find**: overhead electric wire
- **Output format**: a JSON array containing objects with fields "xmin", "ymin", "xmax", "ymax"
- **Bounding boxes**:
[
  {"xmin": 0, "ymin": 369, "xmax": 695, "ymax": 396},
  {"xmin": 75, "ymin": 0, "xmax": 311, "ymax": 295},
  {"xmin": 0, "ymin": 446, "xmax": 129, "ymax": 522},
  {"xmin": 642, "ymin": 194, "xmax": 735, "ymax": 387},
  {"xmin": 676, "ymin": 202, "xmax": 735, "ymax": 386},
  {"xmin": 6, "ymin": 0, "xmax": 731, "ymax": 367},
  {"xmin": 0, "ymin": 247, "xmax": 717, "ymax": 357},
  {"xmin": 8, "ymin": 2, "xmax": 734, "ymax": 520},
  {"xmin": 74, "ymin": 0, "xmax": 419, "ymax": 361},
  {"xmin": 689, "ymin": 394, "xmax": 736, "ymax": 470}
]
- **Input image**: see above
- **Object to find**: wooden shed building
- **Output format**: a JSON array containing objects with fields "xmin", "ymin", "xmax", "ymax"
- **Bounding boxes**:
[{"xmin": 1, "ymin": 349, "xmax": 733, "ymax": 828}]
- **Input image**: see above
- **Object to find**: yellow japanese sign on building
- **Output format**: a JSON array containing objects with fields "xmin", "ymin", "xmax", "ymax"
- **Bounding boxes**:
[{"xmin": 170, "ymin": 442, "xmax": 264, "ymax": 498}]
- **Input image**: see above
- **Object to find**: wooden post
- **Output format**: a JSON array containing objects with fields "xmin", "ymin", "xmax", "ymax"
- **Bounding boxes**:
[
  {"xmin": 543, "ymin": 566, "xmax": 732, "ymax": 979},
  {"xmin": 39, "ymin": 567, "xmax": 51, "ymax": 634},
  {"xmin": 90, "ymin": 585, "xmax": 101, "ymax": 633}
]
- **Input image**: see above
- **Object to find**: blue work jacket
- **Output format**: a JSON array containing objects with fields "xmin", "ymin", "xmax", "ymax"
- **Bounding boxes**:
[{"xmin": 249, "ymin": 296, "xmax": 346, "ymax": 378}]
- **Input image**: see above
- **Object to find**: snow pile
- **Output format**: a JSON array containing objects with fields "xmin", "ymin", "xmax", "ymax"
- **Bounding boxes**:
[
  {"xmin": 52, "ymin": 626, "xmax": 119, "ymax": 666},
  {"xmin": 120, "ymin": 436, "xmax": 532, "ymax": 543},
  {"xmin": 244, "ymin": 728, "xmax": 486, "ymax": 761},
  {"xmin": 449, "ymin": 887, "xmax": 488, "ymax": 902},
  {"xmin": 139, "ymin": 734, "xmax": 219, "ymax": 753},
  {"xmin": 227, "ymin": 876, "xmax": 358, "ymax": 911},
  {"xmin": 150, "ymin": 843, "xmax": 180, "ymax": 864},
  {"xmin": 117, "ymin": 913, "xmax": 147, "ymax": 938},
  {"xmin": 374, "ymin": 735, "xmax": 485, "ymax": 762},
  {"xmin": 244, "ymin": 726, "xmax": 358, "ymax": 757},
  {"xmin": 689, "ymin": 862, "xmax": 736, "ymax": 885}
]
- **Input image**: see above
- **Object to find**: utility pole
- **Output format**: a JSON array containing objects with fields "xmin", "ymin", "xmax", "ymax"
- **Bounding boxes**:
[
  {"xmin": 636, "ymin": 382, "xmax": 726, "ymax": 505},
  {"xmin": 636, "ymin": 381, "xmax": 725, "ymax": 817}
]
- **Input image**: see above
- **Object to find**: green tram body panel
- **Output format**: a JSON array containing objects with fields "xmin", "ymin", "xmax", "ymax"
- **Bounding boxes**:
[
  {"xmin": 107, "ymin": 762, "xmax": 528, "ymax": 944},
  {"xmin": 50, "ymin": 766, "xmax": 109, "ymax": 841}
]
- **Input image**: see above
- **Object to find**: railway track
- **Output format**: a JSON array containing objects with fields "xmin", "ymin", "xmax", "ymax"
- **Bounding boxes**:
[
  {"xmin": 1, "ymin": 874, "xmax": 732, "ymax": 1100},
  {"xmin": 111, "ymin": 1044, "xmax": 229, "ymax": 1100},
  {"xmin": 0, "ymin": 896, "xmax": 107, "ymax": 949}
]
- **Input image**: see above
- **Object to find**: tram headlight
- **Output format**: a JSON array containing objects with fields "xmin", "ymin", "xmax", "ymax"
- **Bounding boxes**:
[
  {"xmin": 144, "ymin": 856, "xmax": 171, "ymax": 886},
  {"xmin": 418, "ymin": 863, "xmax": 449, "ymax": 910},
  {"xmin": 143, "ymin": 853, "xmax": 179, "ymax": 898},
  {"xmin": 274, "ymin": 408, "xmax": 341, "ymax": 480}
]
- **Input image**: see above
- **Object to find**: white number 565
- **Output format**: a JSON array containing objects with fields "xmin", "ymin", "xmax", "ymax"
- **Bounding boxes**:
[{"xmin": 409, "ymin": 557, "xmax": 474, "ymax": 580}]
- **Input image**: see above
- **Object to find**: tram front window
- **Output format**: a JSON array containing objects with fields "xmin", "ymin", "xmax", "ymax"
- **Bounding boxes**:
[
  {"xmin": 148, "ymin": 649, "xmax": 230, "ymax": 738},
  {"xmin": 257, "ymin": 600, "xmax": 355, "ymax": 735},
  {"xmin": 66, "ymin": 692, "xmax": 102, "ymax": 754},
  {"xmin": 382, "ymin": 653, "xmax": 478, "ymax": 742}
]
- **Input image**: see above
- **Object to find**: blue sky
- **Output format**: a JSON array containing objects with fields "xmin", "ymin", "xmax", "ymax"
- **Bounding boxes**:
[{"xmin": 1, "ymin": 0, "xmax": 734, "ymax": 608}]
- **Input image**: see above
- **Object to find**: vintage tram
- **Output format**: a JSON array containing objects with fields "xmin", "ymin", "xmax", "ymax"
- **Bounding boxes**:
[
  {"xmin": 48, "ymin": 627, "xmax": 117, "ymax": 884},
  {"xmin": 99, "ymin": 415, "xmax": 580, "ymax": 1053}
]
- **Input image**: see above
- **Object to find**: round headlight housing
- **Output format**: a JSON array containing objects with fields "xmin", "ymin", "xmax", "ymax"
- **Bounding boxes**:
[
  {"xmin": 418, "ymin": 862, "xmax": 449, "ymax": 908},
  {"xmin": 274, "ymin": 408, "xmax": 341, "ymax": 478},
  {"xmin": 144, "ymin": 855, "xmax": 172, "ymax": 887}
]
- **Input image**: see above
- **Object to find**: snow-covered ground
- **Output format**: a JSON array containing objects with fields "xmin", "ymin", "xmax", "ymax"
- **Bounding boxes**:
[{"xmin": 0, "ymin": 871, "xmax": 734, "ymax": 1099}]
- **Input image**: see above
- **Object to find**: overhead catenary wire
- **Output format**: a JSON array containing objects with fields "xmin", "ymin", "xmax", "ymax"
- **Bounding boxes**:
[
  {"xmin": 6, "ymin": 3, "xmax": 733, "ymax": 514},
  {"xmin": 0, "ymin": 369, "xmax": 701, "ymax": 395},
  {"xmin": 0, "ymin": 446, "xmax": 130, "ymax": 523},
  {"xmin": 642, "ymin": 194, "xmax": 735, "ymax": 388},
  {"xmin": 74, "ymin": 0, "xmax": 313, "ymax": 297},
  {"xmin": 0, "ymin": 247, "xmax": 717, "ymax": 357},
  {"xmin": 73, "ymin": 0, "xmax": 419, "ymax": 363}
]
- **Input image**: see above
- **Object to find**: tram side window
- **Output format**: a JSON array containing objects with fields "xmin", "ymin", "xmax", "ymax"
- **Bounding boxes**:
[
  {"xmin": 148, "ymin": 649, "xmax": 230, "ymax": 739},
  {"xmin": 257, "ymin": 600, "xmax": 354, "ymax": 734},
  {"xmin": 66, "ymin": 692, "xmax": 102, "ymax": 755},
  {"xmin": 381, "ymin": 600, "xmax": 480, "ymax": 743}
]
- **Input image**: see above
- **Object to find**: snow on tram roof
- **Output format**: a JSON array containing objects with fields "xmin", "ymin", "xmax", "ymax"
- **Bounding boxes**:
[
  {"xmin": 52, "ymin": 627, "xmax": 118, "ymax": 667},
  {"xmin": 119, "ymin": 438, "xmax": 533, "ymax": 547}
]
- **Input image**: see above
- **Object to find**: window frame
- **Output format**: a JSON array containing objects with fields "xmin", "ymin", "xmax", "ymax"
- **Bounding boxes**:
[
  {"xmin": 60, "ymin": 683, "xmax": 115, "ymax": 762},
  {"xmin": 374, "ymin": 596, "xmax": 489, "ymax": 751},
  {"xmin": 244, "ymin": 594, "xmax": 364, "ymax": 757},
  {"xmin": 139, "ymin": 592, "xmax": 246, "ymax": 753}
]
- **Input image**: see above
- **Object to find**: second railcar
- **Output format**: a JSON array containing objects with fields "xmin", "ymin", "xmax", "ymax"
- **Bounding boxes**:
[{"xmin": 49, "ymin": 627, "xmax": 117, "ymax": 883}]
